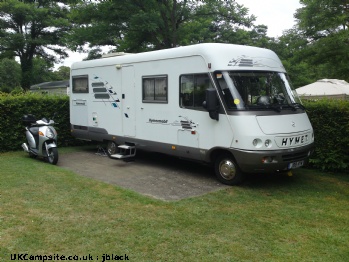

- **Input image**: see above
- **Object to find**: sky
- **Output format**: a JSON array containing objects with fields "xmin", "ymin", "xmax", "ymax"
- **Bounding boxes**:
[
  {"xmin": 241, "ymin": 0, "xmax": 302, "ymax": 37},
  {"xmin": 55, "ymin": 0, "xmax": 302, "ymax": 69}
]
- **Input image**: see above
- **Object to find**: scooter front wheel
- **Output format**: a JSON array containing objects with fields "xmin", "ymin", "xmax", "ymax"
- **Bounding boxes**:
[{"xmin": 46, "ymin": 147, "xmax": 59, "ymax": 165}]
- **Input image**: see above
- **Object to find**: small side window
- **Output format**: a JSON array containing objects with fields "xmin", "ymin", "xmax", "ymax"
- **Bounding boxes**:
[
  {"xmin": 72, "ymin": 75, "xmax": 89, "ymax": 93},
  {"xmin": 142, "ymin": 75, "xmax": 168, "ymax": 103},
  {"xmin": 180, "ymin": 74, "xmax": 211, "ymax": 110}
]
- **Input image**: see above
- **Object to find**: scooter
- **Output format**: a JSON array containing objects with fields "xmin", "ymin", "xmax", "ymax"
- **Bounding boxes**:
[{"xmin": 21, "ymin": 114, "xmax": 59, "ymax": 165}]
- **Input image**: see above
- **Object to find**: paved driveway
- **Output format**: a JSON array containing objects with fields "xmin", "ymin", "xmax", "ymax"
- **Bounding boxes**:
[{"xmin": 58, "ymin": 147, "xmax": 228, "ymax": 201}]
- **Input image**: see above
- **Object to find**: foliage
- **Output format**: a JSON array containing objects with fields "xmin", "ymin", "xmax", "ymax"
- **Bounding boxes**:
[
  {"xmin": 272, "ymin": 0, "xmax": 349, "ymax": 86},
  {"xmin": 0, "ymin": 92, "xmax": 81, "ymax": 153},
  {"xmin": 304, "ymin": 99, "xmax": 349, "ymax": 173},
  {"xmin": 53, "ymin": 66, "xmax": 71, "ymax": 81},
  {"xmin": 0, "ymin": 58, "xmax": 70, "ymax": 92},
  {"xmin": 68, "ymin": 0, "xmax": 268, "ymax": 52},
  {"xmin": 31, "ymin": 59, "xmax": 70, "ymax": 84},
  {"xmin": 0, "ymin": 0, "xmax": 72, "ymax": 90},
  {"xmin": 0, "ymin": 58, "xmax": 21, "ymax": 92},
  {"xmin": 30, "ymin": 58, "xmax": 57, "ymax": 85},
  {"xmin": 83, "ymin": 48, "xmax": 103, "ymax": 61},
  {"xmin": 296, "ymin": 0, "xmax": 349, "ymax": 39}
]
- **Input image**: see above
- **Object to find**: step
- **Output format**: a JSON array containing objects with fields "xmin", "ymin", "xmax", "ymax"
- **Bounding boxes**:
[
  {"xmin": 118, "ymin": 145, "xmax": 133, "ymax": 149},
  {"xmin": 109, "ymin": 144, "xmax": 136, "ymax": 160},
  {"xmin": 110, "ymin": 153, "xmax": 134, "ymax": 159}
]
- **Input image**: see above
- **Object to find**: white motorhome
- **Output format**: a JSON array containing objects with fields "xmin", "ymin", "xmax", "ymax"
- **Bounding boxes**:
[{"xmin": 70, "ymin": 43, "xmax": 314, "ymax": 185}]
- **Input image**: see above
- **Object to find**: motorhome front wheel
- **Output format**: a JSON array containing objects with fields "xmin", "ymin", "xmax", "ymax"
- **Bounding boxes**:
[{"xmin": 215, "ymin": 154, "xmax": 244, "ymax": 185}]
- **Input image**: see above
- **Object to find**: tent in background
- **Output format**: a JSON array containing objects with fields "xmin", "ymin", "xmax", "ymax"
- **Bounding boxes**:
[{"xmin": 296, "ymin": 79, "xmax": 349, "ymax": 100}]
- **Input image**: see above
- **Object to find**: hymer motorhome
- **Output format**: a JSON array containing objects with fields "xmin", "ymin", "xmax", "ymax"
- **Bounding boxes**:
[{"xmin": 70, "ymin": 43, "xmax": 314, "ymax": 185}]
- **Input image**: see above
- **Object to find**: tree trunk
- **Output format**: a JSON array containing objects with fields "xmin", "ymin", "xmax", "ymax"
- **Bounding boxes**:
[{"xmin": 20, "ymin": 57, "xmax": 33, "ymax": 91}]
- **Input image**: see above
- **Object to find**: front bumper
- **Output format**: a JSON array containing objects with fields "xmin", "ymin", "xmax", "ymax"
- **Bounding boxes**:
[{"xmin": 231, "ymin": 143, "xmax": 314, "ymax": 173}]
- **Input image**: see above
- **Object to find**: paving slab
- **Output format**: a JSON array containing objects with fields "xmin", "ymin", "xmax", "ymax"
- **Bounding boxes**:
[{"xmin": 57, "ymin": 148, "xmax": 229, "ymax": 201}]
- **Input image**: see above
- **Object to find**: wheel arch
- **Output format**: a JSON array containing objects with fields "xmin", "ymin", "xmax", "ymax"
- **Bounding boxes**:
[{"xmin": 208, "ymin": 148, "xmax": 237, "ymax": 165}]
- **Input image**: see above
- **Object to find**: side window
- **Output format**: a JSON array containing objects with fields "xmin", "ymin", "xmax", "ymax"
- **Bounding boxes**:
[
  {"xmin": 180, "ymin": 74, "xmax": 211, "ymax": 110},
  {"xmin": 72, "ymin": 75, "xmax": 89, "ymax": 93},
  {"xmin": 142, "ymin": 75, "xmax": 168, "ymax": 103}
]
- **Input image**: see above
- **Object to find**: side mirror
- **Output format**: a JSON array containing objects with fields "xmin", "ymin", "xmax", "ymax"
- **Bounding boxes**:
[{"xmin": 203, "ymin": 88, "xmax": 219, "ymax": 120}]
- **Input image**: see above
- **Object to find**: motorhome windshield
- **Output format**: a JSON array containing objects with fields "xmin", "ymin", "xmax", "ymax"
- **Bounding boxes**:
[{"xmin": 215, "ymin": 71, "xmax": 303, "ymax": 111}]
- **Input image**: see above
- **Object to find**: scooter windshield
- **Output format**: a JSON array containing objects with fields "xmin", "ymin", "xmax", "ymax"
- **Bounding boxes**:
[{"xmin": 215, "ymin": 71, "xmax": 303, "ymax": 111}]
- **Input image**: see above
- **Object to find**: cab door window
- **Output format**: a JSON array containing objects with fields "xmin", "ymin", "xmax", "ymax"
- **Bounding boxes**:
[{"xmin": 180, "ymin": 74, "xmax": 211, "ymax": 110}]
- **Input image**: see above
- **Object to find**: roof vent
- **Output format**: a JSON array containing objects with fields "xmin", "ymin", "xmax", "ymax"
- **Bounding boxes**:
[{"xmin": 239, "ymin": 59, "xmax": 253, "ymax": 67}]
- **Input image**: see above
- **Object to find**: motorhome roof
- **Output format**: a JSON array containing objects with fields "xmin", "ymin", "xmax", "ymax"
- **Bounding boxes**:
[{"xmin": 71, "ymin": 43, "xmax": 285, "ymax": 72}]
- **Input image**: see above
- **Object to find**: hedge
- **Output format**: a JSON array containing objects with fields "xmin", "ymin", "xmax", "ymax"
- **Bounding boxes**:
[
  {"xmin": 0, "ymin": 92, "xmax": 83, "ymax": 153},
  {"xmin": 303, "ymin": 99, "xmax": 349, "ymax": 173},
  {"xmin": 1, "ymin": 93, "xmax": 348, "ymax": 174}
]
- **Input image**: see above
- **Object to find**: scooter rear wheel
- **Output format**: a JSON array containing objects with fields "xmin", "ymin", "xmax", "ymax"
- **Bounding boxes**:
[{"xmin": 46, "ymin": 147, "xmax": 59, "ymax": 165}]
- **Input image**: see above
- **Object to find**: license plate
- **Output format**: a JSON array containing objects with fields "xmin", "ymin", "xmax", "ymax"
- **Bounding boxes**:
[{"xmin": 288, "ymin": 160, "xmax": 304, "ymax": 169}]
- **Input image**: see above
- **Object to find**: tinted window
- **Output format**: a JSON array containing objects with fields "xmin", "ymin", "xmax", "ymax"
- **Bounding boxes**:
[{"xmin": 142, "ymin": 75, "xmax": 168, "ymax": 103}]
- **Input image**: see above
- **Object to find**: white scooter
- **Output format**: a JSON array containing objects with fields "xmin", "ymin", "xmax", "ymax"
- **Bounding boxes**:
[{"xmin": 21, "ymin": 114, "xmax": 59, "ymax": 165}]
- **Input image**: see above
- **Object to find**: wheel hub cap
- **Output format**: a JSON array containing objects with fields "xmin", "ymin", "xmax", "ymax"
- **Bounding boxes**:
[{"xmin": 219, "ymin": 160, "xmax": 236, "ymax": 180}]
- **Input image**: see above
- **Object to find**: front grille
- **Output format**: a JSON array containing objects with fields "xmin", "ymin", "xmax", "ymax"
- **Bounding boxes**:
[{"xmin": 282, "ymin": 150, "xmax": 309, "ymax": 162}]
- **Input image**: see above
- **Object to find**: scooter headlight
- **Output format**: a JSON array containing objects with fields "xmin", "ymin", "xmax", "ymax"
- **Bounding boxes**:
[{"xmin": 46, "ymin": 127, "xmax": 55, "ymax": 139}]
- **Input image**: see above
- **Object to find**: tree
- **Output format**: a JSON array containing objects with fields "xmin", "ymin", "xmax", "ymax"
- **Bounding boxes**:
[
  {"xmin": 83, "ymin": 48, "xmax": 103, "ymax": 61},
  {"xmin": 31, "ymin": 57, "xmax": 56, "ymax": 85},
  {"xmin": 53, "ymin": 66, "xmax": 70, "ymax": 81},
  {"xmin": 69, "ymin": 0, "xmax": 264, "ymax": 52},
  {"xmin": 0, "ymin": 0, "xmax": 72, "ymax": 90},
  {"xmin": 0, "ymin": 58, "xmax": 21, "ymax": 92},
  {"xmin": 268, "ymin": 29, "xmax": 316, "ymax": 88},
  {"xmin": 296, "ymin": 0, "xmax": 348, "ymax": 39},
  {"xmin": 294, "ymin": 0, "xmax": 349, "ymax": 81}
]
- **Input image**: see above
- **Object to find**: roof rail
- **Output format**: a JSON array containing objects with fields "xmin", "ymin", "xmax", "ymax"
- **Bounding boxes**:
[{"xmin": 102, "ymin": 52, "xmax": 134, "ymax": 58}]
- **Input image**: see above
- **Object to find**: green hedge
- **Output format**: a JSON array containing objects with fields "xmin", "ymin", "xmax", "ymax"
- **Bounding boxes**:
[
  {"xmin": 1, "ymin": 93, "xmax": 348, "ymax": 174},
  {"xmin": 304, "ymin": 99, "xmax": 349, "ymax": 173},
  {"xmin": 0, "ymin": 92, "xmax": 83, "ymax": 153}
]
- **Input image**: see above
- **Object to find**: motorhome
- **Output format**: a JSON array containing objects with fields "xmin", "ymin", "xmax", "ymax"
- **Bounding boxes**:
[{"xmin": 70, "ymin": 43, "xmax": 314, "ymax": 185}]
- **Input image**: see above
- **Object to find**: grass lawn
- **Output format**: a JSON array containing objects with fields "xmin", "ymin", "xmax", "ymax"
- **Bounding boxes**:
[{"xmin": 1, "ymin": 148, "xmax": 349, "ymax": 261}]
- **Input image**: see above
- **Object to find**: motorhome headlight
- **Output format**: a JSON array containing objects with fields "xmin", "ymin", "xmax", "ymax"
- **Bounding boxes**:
[
  {"xmin": 265, "ymin": 139, "xmax": 272, "ymax": 148},
  {"xmin": 252, "ymin": 138, "xmax": 262, "ymax": 148}
]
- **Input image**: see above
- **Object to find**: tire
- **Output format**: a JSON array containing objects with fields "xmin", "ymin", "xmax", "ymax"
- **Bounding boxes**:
[
  {"xmin": 214, "ymin": 153, "xmax": 244, "ymax": 185},
  {"xmin": 46, "ymin": 147, "xmax": 59, "ymax": 165},
  {"xmin": 106, "ymin": 141, "xmax": 118, "ymax": 158}
]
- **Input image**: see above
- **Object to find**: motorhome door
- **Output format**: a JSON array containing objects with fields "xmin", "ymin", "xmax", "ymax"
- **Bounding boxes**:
[
  {"xmin": 121, "ymin": 65, "xmax": 136, "ymax": 137},
  {"xmin": 71, "ymin": 75, "xmax": 89, "ymax": 128}
]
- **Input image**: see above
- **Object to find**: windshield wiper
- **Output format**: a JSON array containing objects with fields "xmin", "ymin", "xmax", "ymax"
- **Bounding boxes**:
[
  {"xmin": 290, "ymin": 103, "xmax": 306, "ymax": 110},
  {"xmin": 249, "ymin": 104, "xmax": 282, "ymax": 112},
  {"xmin": 268, "ymin": 105, "xmax": 282, "ymax": 112}
]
